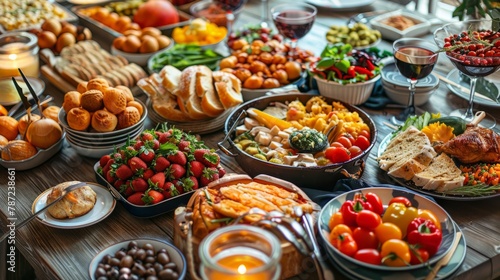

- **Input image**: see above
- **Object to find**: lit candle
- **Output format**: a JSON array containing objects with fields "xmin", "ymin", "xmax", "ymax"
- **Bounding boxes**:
[
  {"xmin": 0, "ymin": 32, "xmax": 39, "ymax": 79},
  {"xmin": 199, "ymin": 225, "xmax": 282, "ymax": 280}
]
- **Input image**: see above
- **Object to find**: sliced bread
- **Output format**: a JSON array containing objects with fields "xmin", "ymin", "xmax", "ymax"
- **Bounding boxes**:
[
  {"xmin": 413, "ymin": 153, "xmax": 461, "ymax": 189},
  {"xmin": 159, "ymin": 65, "xmax": 182, "ymax": 96},
  {"xmin": 213, "ymin": 71, "xmax": 243, "ymax": 109}
]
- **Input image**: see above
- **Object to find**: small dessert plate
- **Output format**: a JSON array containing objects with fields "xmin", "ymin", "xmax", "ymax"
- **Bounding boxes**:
[{"xmin": 370, "ymin": 11, "xmax": 431, "ymax": 40}]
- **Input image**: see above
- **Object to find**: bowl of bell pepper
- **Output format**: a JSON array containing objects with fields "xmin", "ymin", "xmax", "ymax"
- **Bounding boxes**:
[
  {"xmin": 310, "ymin": 43, "xmax": 385, "ymax": 105},
  {"xmin": 317, "ymin": 187, "xmax": 457, "ymax": 271}
]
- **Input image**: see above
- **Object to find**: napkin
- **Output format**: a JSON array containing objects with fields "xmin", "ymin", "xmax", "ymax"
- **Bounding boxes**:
[
  {"xmin": 311, "ymin": 178, "xmax": 435, "ymax": 207},
  {"xmin": 362, "ymin": 79, "xmax": 398, "ymax": 109}
]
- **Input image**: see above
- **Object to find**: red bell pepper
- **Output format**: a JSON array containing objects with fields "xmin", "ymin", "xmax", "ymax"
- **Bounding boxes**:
[
  {"xmin": 341, "ymin": 196, "xmax": 373, "ymax": 227},
  {"xmin": 328, "ymin": 65, "xmax": 343, "ymax": 79},
  {"xmin": 354, "ymin": 66, "xmax": 374, "ymax": 78},
  {"xmin": 364, "ymin": 192, "xmax": 384, "ymax": 215},
  {"xmin": 406, "ymin": 218, "xmax": 442, "ymax": 256}
]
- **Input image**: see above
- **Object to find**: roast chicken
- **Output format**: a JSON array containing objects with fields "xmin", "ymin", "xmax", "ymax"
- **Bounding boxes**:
[{"xmin": 434, "ymin": 126, "xmax": 500, "ymax": 164}]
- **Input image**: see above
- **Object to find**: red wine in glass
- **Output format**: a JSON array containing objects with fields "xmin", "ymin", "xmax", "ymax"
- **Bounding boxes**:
[
  {"xmin": 273, "ymin": 10, "xmax": 315, "ymax": 40},
  {"xmin": 394, "ymin": 47, "xmax": 437, "ymax": 80}
]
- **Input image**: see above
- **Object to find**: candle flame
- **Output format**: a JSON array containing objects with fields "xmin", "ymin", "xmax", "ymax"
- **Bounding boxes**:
[
  {"xmin": 237, "ymin": 264, "xmax": 247, "ymax": 274},
  {"xmin": 8, "ymin": 54, "xmax": 16, "ymax": 61}
]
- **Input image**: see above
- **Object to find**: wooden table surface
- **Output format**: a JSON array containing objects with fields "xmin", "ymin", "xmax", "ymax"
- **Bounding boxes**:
[{"xmin": 2, "ymin": 0, "xmax": 500, "ymax": 279}]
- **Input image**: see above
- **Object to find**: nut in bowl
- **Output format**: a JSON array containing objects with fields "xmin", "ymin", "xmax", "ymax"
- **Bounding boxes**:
[
  {"xmin": 369, "ymin": 11, "xmax": 430, "ymax": 41},
  {"xmin": 318, "ymin": 187, "xmax": 456, "ymax": 271}
]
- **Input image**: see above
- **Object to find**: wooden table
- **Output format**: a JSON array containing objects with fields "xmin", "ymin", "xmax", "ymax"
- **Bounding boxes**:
[{"xmin": 2, "ymin": 1, "xmax": 500, "ymax": 279}]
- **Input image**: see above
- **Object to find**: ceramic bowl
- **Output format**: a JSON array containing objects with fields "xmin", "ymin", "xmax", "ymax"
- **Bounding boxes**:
[
  {"xmin": 111, "ymin": 43, "xmax": 173, "ymax": 67},
  {"xmin": 66, "ymin": 136, "xmax": 116, "ymax": 158},
  {"xmin": 369, "ymin": 11, "xmax": 431, "ymax": 40},
  {"xmin": 89, "ymin": 239, "xmax": 187, "ymax": 280},
  {"xmin": 314, "ymin": 74, "xmax": 381, "ymax": 105},
  {"xmin": 318, "ymin": 187, "xmax": 456, "ymax": 271},
  {"xmin": 382, "ymin": 81, "xmax": 438, "ymax": 106},
  {"xmin": 190, "ymin": 0, "xmax": 246, "ymax": 27}
]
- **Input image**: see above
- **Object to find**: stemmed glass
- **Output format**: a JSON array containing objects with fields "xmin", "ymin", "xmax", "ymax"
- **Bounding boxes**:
[
  {"xmin": 392, "ymin": 38, "xmax": 439, "ymax": 124},
  {"xmin": 271, "ymin": 3, "xmax": 317, "ymax": 58},
  {"xmin": 434, "ymin": 19, "xmax": 500, "ymax": 128}
]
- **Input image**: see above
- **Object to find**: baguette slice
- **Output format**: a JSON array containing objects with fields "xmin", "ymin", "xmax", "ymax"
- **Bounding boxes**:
[
  {"xmin": 213, "ymin": 71, "xmax": 243, "ymax": 109},
  {"xmin": 159, "ymin": 65, "xmax": 182, "ymax": 96},
  {"xmin": 177, "ymin": 66, "xmax": 210, "ymax": 120}
]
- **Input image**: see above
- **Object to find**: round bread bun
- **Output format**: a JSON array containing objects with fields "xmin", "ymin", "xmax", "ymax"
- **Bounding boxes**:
[
  {"xmin": 47, "ymin": 181, "xmax": 97, "ymax": 219},
  {"xmin": 80, "ymin": 90, "xmax": 104, "ymax": 112},
  {"xmin": 62, "ymin": 91, "xmax": 82, "ymax": 113},
  {"xmin": 127, "ymin": 100, "xmax": 143, "ymax": 116},
  {"xmin": 115, "ymin": 85, "xmax": 134, "ymax": 102},
  {"xmin": 117, "ymin": 106, "xmax": 141, "ymax": 129},
  {"xmin": 43, "ymin": 106, "xmax": 60, "ymax": 122},
  {"xmin": 18, "ymin": 114, "xmax": 41, "ymax": 135},
  {"xmin": 67, "ymin": 107, "xmax": 91, "ymax": 131},
  {"xmin": 103, "ymin": 87, "xmax": 127, "ymax": 114},
  {"xmin": 86, "ymin": 77, "xmax": 109, "ymax": 92},
  {"xmin": 91, "ymin": 110, "xmax": 117, "ymax": 132},
  {"xmin": 76, "ymin": 81, "xmax": 88, "ymax": 94}
]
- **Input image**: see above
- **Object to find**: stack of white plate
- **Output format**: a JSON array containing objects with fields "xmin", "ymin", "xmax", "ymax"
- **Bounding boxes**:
[
  {"xmin": 58, "ymin": 100, "xmax": 147, "ymax": 158},
  {"xmin": 381, "ymin": 60, "xmax": 440, "ymax": 106}
]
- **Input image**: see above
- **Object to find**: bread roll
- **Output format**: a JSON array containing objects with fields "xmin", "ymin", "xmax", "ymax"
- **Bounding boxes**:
[
  {"xmin": 86, "ymin": 77, "xmax": 109, "ymax": 92},
  {"xmin": 213, "ymin": 71, "xmax": 243, "ymax": 109},
  {"xmin": 76, "ymin": 81, "xmax": 88, "ymax": 93},
  {"xmin": 47, "ymin": 181, "xmax": 97, "ymax": 219},
  {"xmin": 67, "ymin": 107, "xmax": 91, "ymax": 131},
  {"xmin": 117, "ymin": 106, "xmax": 141, "ymax": 129},
  {"xmin": 103, "ymin": 87, "xmax": 127, "ymax": 114},
  {"xmin": 127, "ymin": 100, "xmax": 143, "ymax": 116},
  {"xmin": 116, "ymin": 85, "xmax": 134, "ymax": 102},
  {"xmin": 81, "ymin": 89, "xmax": 104, "ymax": 112},
  {"xmin": 43, "ymin": 106, "xmax": 60, "ymax": 123},
  {"xmin": 91, "ymin": 110, "xmax": 117, "ymax": 132},
  {"xmin": 62, "ymin": 91, "xmax": 82, "ymax": 113}
]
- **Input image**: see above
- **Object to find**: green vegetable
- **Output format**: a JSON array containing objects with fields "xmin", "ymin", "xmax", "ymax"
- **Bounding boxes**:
[
  {"xmin": 392, "ymin": 112, "xmax": 436, "ymax": 138},
  {"xmin": 149, "ymin": 44, "xmax": 223, "ymax": 72},
  {"xmin": 289, "ymin": 128, "xmax": 328, "ymax": 153},
  {"xmin": 428, "ymin": 116, "xmax": 467, "ymax": 135}
]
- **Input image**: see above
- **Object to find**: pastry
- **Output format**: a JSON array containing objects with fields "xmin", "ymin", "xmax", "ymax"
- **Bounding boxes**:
[
  {"xmin": 42, "ymin": 106, "xmax": 60, "ymax": 123},
  {"xmin": 103, "ymin": 87, "xmax": 127, "ymax": 114},
  {"xmin": 116, "ymin": 85, "xmax": 134, "ymax": 102},
  {"xmin": 117, "ymin": 106, "xmax": 141, "ymax": 129},
  {"xmin": 127, "ymin": 100, "xmax": 143, "ymax": 116},
  {"xmin": 62, "ymin": 91, "xmax": 82, "ymax": 113},
  {"xmin": 86, "ymin": 77, "xmax": 109, "ymax": 92},
  {"xmin": 76, "ymin": 81, "xmax": 88, "ymax": 93},
  {"xmin": 67, "ymin": 107, "xmax": 91, "ymax": 131},
  {"xmin": 91, "ymin": 109, "xmax": 117, "ymax": 132},
  {"xmin": 47, "ymin": 181, "xmax": 97, "ymax": 219},
  {"xmin": 80, "ymin": 89, "xmax": 104, "ymax": 112}
]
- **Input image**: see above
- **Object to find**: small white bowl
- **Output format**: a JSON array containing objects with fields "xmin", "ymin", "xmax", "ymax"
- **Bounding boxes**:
[
  {"xmin": 314, "ymin": 74, "xmax": 381, "ymax": 105},
  {"xmin": 111, "ymin": 43, "xmax": 173, "ymax": 67},
  {"xmin": 370, "ymin": 11, "xmax": 431, "ymax": 40},
  {"xmin": 383, "ymin": 83, "xmax": 438, "ymax": 106},
  {"xmin": 89, "ymin": 239, "xmax": 187, "ymax": 280}
]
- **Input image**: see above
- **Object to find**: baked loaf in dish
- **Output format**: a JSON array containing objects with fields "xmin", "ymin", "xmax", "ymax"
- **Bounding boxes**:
[
  {"xmin": 47, "ymin": 181, "xmax": 97, "ymax": 219},
  {"xmin": 138, "ymin": 65, "xmax": 243, "ymax": 122}
]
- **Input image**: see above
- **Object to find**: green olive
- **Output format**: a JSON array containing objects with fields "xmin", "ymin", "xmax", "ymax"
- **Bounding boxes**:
[
  {"xmin": 253, "ymin": 153, "xmax": 267, "ymax": 161},
  {"xmin": 269, "ymin": 158, "xmax": 283, "ymax": 164}
]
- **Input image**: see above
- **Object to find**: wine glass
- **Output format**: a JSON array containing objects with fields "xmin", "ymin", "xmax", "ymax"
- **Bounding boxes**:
[
  {"xmin": 392, "ymin": 38, "xmax": 439, "ymax": 124},
  {"xmin": 271, "ymin": 3, "xmax": 317, "ymax": 58},
  {"xmin": 434, "ymin": 19, "xmax": 500, "ymax": 128}
]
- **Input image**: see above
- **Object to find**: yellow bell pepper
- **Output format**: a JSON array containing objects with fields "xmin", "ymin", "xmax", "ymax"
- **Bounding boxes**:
[
  {"xmin": 382, "ymin": 202, "xmax": 418, "ymax": 238},
  {"xmin": 248, "ymin": 108, "xmax": 292, "ymax": 131},
  {"xmin": 417, "ymin": 209, "xmax": 441, "ymax": 230}
]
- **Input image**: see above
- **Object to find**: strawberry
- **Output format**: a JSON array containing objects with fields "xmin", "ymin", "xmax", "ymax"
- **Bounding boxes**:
[
  {"xmin": 113, "ymin": 179, "xmax": 125, "ymax": 190},
  {"xmin": 200, "ymin": 167, "xmax": 219, "ymax": 187},
  {"xmin": 111, "ymin": 152, "xmax": 123, "ymax": 162},
  {"xmin": 99, "ymin": 154, "xmax": 111, "ymax": 168},
  {"xmin": 149, "ymin": 172, "xmax": 166, "ymax": 188},
  {"xmin": 121, "ymin": 183, "xmax": 134, "ymax": 197},
  {"xmin": 127, "ymin": 192, "xmax": 145, "ymax": 205},
  {"xmin": 140, "ymin": 132, "xmax": 155, "ymax": 142},
  {"xmin": 162, "ymin": 182, "xmax": 179, "ymax": 198},
  {"xmin": 168, "ymin": 163, "xmax": 186, "ymax": 180},
  {"xmin": 102, "ymin": 159, "xmax": 115, "ymax": 176},
  {"xmin": 217, "ymin": 165, "xmax": 226, "ymax": 178},
  {"xmin": 189, "ymin": 160, "xmax": 204, "ymax": 178},
  {"xmin": 106, "ymin": 169, "xmax": 116, "ymax": 185},
  {"xmin": 158, "ymin": 131, "xmax": 171, "ymax": 144},
  {"xmin": 131, "ymin": 177, "xmax": 148, "ymax": 192},
  {"xmin": 150, "ymin": 139, "xmax": 160, "ymax": 150},
  {"xmin": 173, "ymin": 179, "xmax": 184, "ymax": 194},
  {"xmin": 120, "ymin": 146, "xmax": 138, "ymax": 160},
  {"xmin": 139, "ymin": 148, "xmax": 155, "ymax": 163},
  {"xmin": 115, "ymin": 164, "xmax": 133, "ymax": 180},
  {"xmin": 168, "ymin": 151, "xmax": 187, "ymax": 166},
  {"xmin": 142, "ymin": 169, "xmax": 154, "ymax": 180},
  {"xmin": 154, "ymin": 156, "xmax": 170, "ymax": 172},
  {"xmin": 178, "ymin": 140, "xmax": 190, "ymax": 152},
  {"xmin": 143, "ymin": 190, "xmax": 164, "ymax": 205},
  {"xmin": 133, "ymin": 140, "xmax": 145, "ymax": 150},
  {"xmin": 183, "ymin": 176, "xmax": 198, "ymax": 191},
  {"xmin": 194, "ymin": 149, "xmax": 220, "ymax": 167},
  {"xmin": 128, "ymin": 157, "xmax": 147, "ymax": 174}
]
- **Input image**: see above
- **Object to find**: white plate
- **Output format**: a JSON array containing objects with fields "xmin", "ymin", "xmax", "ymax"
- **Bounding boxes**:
[
  {"xmin": 446, "ymin": 69, "xmax": 500, "ymax": 108},
  {"xmin": 32, "ymin": 182, "xmax": 116, "ymax": 229},
  {"xmin": 318, "ymin": 187, "xmax": 456, "ymax": 271},
  {"xmin": 0, "ymin": 76, "xmax": 45, "ymax": 106},
  {"xmin": 370, "ymin": 11, "xmax": 431, "ymax": 40},
  {"xmin": 306, "ymin": 0, "xmax": 375, "ymax": 10}
]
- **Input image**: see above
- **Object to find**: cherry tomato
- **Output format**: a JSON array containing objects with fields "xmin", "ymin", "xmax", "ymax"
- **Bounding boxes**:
[
  {"xmin": 325, "ymin": 147, "xmax": 351, "ymax": 164},
  {"xmin": 354, "ymin": 135, "xmax": 370, "ymax": 151},
  {"xmin": 352, "ymin": 227, "xmax": 379, "ymax": 249},
  {"xmin": 365, "ymin": 192, "xmax": 383, "ymax": 215},
  {"xmin": 354, "ymin": 249, "xmax": 382, "ymax": 265},
  {"xmin": 336, "ymin": 136, "xmax": 352, "ymax": 148},
  {"xmin": 374, "ymin": 222, "xmax": 402, "ymax": 244},
  {"xmin": 329, "ymin": 224, "xmax": 352, "ymax": 246},
  {"xmin": 356, "ymin": 210, "xmax": 382, "ymax": 230},
  {"xmin": 328, "ymin": 211, "xmax": 344, "ymax": 230},
  {"xmin": 336, "ymin": 232, "xmax": 358, "ymax": 257},
  {"xmin": 330, "ymin": 142, "xmax": 344, "ymax": 148},
  {"xmin": 410, "ymin": 247, "xmax": 430, "ymax": 265},
  {"xmin": 348, "ymin": 145, "xmax": 362, "ymax": 158},
  {"xmin": 389, "ymin": 197, "xmax": 412, "ymax": 207},
  {"xmin": 359, "ymin": 129, "xmax": 370, "ymax": 139}
]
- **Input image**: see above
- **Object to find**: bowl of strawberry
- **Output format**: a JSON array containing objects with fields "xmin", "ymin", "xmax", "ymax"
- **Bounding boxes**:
[
  {"xmin": 434, "ymin": 19, "xmax": 500, "ymax": 77},
  {"xmin": 318, "ymin": 187, "xmax": 457, "ymax": 271},
  {"xmin": 94, "ymin": 126, "xmax": 226, "ymax": 217}
]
